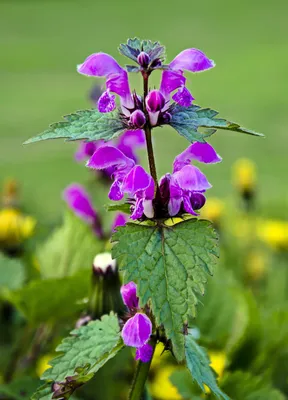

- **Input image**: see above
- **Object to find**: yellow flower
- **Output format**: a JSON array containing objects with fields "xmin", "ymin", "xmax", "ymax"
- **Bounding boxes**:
[
  {"xmin": 233, "ymin": 158, "xmax": 256, "ymax": 191},
  {"xmin": 257, "ymin": 219, "xmax": 288, "ymax": 250},
  {"xmin": 0, "ymin": 208, "xmax": 36, "ymax": 248},
  {"xmin": 246, "ymin": 250, "xmax": 267, "ymax": 280},
  {"xmin": 36, "ymin": 354, "xmax": 53, "ymax": 377},
  {"xmin": 201, "ymin": 198, "xmax": 224, "ymax": 222},
  {"xmin": 150, "ymin": 365, "xmax": 182, "ymax": 400}
]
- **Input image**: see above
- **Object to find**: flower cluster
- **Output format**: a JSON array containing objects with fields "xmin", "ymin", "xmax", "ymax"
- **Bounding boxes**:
[
  {"xmin": 77, "ymin": 40, "xmax": 220, "ymax": 220},
  {"xmin": 120, "ymin": 282, "xmax": 153, "ymax": 363}
]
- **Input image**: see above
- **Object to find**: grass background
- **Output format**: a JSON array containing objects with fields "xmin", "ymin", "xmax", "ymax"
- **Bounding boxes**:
[{"xmin": 1, "ymin": 0, "xmax": 287, "ymax": 223}]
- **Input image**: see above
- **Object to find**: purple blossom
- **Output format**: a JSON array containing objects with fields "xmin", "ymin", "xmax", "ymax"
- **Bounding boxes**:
[
  {"xmin": 62, "ymin": 184, "xmax": 103, "ymax": 238},
  {"xmin": 159, "ymin": 142, "xmax": 221, "ymax": 217},
  {"xmin": 120, "ymin": 281, "xmax": 153, "ymax": 362},
  {"xmin": 111, "ymin": 213, "xmax": 127, "ymax": 232},
  {"xmin": 77, "ymin": 53, "xmax": 133, "ymax": 115},
  {"xmin": 87, "ymin": 145, "xmax": 155, "ymax": 220},
  {"xmin": 75, "ymin": 141, "xmax": 101, "ymax": 163},
  {"xmin": 160, "ymin": 48, "xmax": 215, "ymax": 107}
]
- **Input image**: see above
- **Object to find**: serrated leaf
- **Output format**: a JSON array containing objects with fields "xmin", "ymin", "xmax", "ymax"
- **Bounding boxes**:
[
  {"xmin": 185, "ymin": 335, "xmax": 230, "ymax": 399},
  {"xmin": 24, "ymin": 109, "xmax": 124, "ymax": 144},
  {"xmin": 5, "ymin": 271, "xmax": 90, "ymax": 323},
  {"xmin": 105, "ymin": 203, "xmax": 131, "ymax": 214},
  {"xmin": 38, "ymin": 211, "xmax": 103, "ymax": 279},
  {"xmin": 112, "ymin": 219, "xmax": 219, "ymax": 360},
  {"xmin": 119, "ymin": 38, "xmax": 165, "ymax": 63},
  {"xmin": 170, "ymin": 369, "xmax": 203, "ymax": 399},
  {"xmin": 30, "ymin": 314, "xmax": 124, "ymax": 400},
  {"xmin": 221, "ymin": 371, "xmax": 285, "ymax": 400},
  {"xmin": 170, "ymin": 105, "xmax": 264, "ymax": 143}
]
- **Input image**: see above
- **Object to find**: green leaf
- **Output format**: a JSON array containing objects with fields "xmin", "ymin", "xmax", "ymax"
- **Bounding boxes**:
[
  {"xmin": 170, "ymin": 369, "xmax": 203, "ymax": 399},
  {"xmin": 24, "ymin": 109, "xmax": 124, "ymax": 144},
  {"xmin": 32, "ymin": 314, "xmax": 123, "ymax": 399},
  {"xmin": 185, "ymin": 334, "xmax": 230, "ymax": 399},
  {"xmin": 112, "ymin": 219, "xmax": 219, "ymax": 360},
  {"xmin": 119, "ymin": 38, "xmax": 165, "ymax": 63},
  {"xmin": 170, "ymin": 105, "xmax": 264, "ymax": 143},
  {"xmin": 38, "ymin": 211, "xmax": 103, "ymax": 279},
  {"xmin": 221, "ymin": 371, "xmax": 285, "ymax": 400},
  {"xmin": 5, "ymin": 271, "xmax": 90, "ymax": 323},
  {"xmin": 0, "ymin": 377, "xmax": 41, "ymax": 400},
  {"xmin": 105, "ymin": 203, "xmax": 131, "ymax": 214},
  {"xmin": 0, "ymin": 253, "xmax": 26, "ymax": 292}
]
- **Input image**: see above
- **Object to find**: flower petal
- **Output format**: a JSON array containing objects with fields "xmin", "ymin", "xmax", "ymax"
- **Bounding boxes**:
[
  {"xmin": 112, "ymin": 213, "xmax": 127, "ymax": 232},
  {"xmin": 168, "ymin": 196, "xmax": 182, "ymax": 217},
  {"xmin": 173, "ymin": 142, "xmax": 222, "ymax": 172},
  {"xmin": 182, "ymin": 194, "xmax": 198, "ymax": 216},
  {"xmin": 77, "ymin": 53, "xmax": 123, "ymax": 77},
  {"xmin": 121, "ymin": 282, "xmax": 139, "ymax": 309},
  {"xmin": 106, "ymin": 70, "xmax": 133, "ymax": 109},
  {"xmin": 108, "ymin": 180, "xmax": 124, "ymax": 201},
  {"xmin": 87, "ymin": 146, "xmax": 135, "ymax": 179},
  {"xmin": 135, "ymin": 343, "xmax": 153, "ymax": 363},
  {"xmin": 117, "ymin": 130, "xmax": 145, "ymax": 162},
  {"xmin": 75, "ymin": 141, "xmax": 98, "ymax": 162},
  {"xmin": 160, "ymin": 70, "xmax": 186, "ymax": 97},
  {"xmin": 123, "ymin": 166, "xmax": 155, "ymax": 199},
  {"xmin": 191, "ymin": 192, "xmax": 206, "ymax": 210},
  {"xmin": 62, "ymin": 184, "xmax": 96, "ymax": 224},
  {"xmin": 172, "ymin": 86, "xmax": 194, "ymax": 107},
  {"xmin": 121, "ymin": 313, "xmax": 152, "ymax": 348},
  {"xmin": 175, "ymin": 165, "xmax": 212, "ymax": 192},
  {"xmin": 169, "ymin": 49, "xmax": 215, "ymax": 73},
  {"xmin": 131, "ymin": 198, "xmax": 144, "ymax": 220},
  {"xmin": 97, "ymin": 90, "xmax": 116, "ymax": 113}
]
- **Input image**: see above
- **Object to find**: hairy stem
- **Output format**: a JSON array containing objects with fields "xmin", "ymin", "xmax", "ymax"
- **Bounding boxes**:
[
  {"xmin": 142, "ymin": 72, "xmax": 158, "ymax": 186},
  {"xmin": 128, "ymin": 337, "xmax": 157, "ymax": 400}
]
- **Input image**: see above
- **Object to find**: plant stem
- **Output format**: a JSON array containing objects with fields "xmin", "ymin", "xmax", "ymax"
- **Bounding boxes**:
[
  {"xmin": 142, "ymin": 72, "xmax": 158, "ymax": 186},
  {"xmin": 128, "ymin": 337, "xmax": 157, "ymax": 400}
]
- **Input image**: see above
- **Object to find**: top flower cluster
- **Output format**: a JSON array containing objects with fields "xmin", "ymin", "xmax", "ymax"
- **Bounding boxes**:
[
  {"xmin": 77, "ymin": 39, "xmax": 220, "ymax": 220},
  {"xmin": 77, "ymin": 39, "xmax": 215, "ymax": 127}
]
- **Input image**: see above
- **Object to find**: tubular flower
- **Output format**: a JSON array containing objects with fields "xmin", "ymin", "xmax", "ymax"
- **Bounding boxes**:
[
  {"xmin": 62, "ymin": 184, "xmax": 103, "ymax": 238},
  {"xmin": 120, "ymin": 282, "xmax": 153, "ymax": 362},
  {"xmin": 160, "ymin": 48, "xmax": 215, "ymax": 107},
  {"xmin": 159, "ymin": 142, "xmax": 221, "ymax": 217},
  {"xmin": 87, "ymin": 146, "xmax": 155, "ymax": 220}
]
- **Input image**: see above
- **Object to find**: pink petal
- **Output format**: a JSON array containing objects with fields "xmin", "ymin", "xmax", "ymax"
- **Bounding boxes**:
[
  {"xmin": 77, "ymin": 53, "xmax": 123, "ymax": 77},
  {"xmin": 121, "ymin": 282, "xmax": 139, "ymax": 309},
  {"xmin": 170, "ymin": 48, "xmax": 215, "ymax": 73},
  {"xmin": 121, "ymin": 313, "xmax": 152, "ymax": 348}
]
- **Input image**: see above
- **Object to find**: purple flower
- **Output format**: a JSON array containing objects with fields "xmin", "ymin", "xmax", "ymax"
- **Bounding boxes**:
[
  {"xmin": 77, "ymin": 53, "xmax": 134, "ymax": 115},
  {"xmin": 111, "ymin": 213, "xmax": 127, "ymax": 232},
  {"xmin": 117, "ymin": 129, "xmax": 145, "ymax": 163},
  {"xmin": 75, "ymin": 141, "xmax": 101, "ymax": 163},
  {"xmin": 160, "ymin": 48, "xmax": 215, "ymax": 107},
  {"xmin": 159, "ymin": 142, "xmax": 221, "ymax": 217},
  {"xmin": 129, "ymin": 110, "xmax": 146, "ymax": 129},
  {"xmin": 87, "ymin": 145, "xmax": 155, "ymax": 220},
  {"xmin": 145, "ymin": 90, "xmax": 167, "ymax": 126},
  {"xmin": 120, "ymin": 281, "xmax": 153, "ymax": 362},
  {"xmin": 62, "ymin": 184, "xmax": 103, "ymax": 237},
  {"xmin": 137, "ymin": 52, "xmax": 150, "ymax": 68}
]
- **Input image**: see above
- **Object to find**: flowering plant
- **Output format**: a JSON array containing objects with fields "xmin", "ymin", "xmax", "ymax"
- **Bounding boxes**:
[{"xmin": 25, "ymin": 38, "xmax": 263, "ymax": 400}]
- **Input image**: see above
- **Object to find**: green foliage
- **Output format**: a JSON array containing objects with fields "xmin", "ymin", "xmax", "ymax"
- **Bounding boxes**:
[
  {"xmin": 170, "ymin": 369, "xmax": 203, "ymax": 400},
  {"xmin": 184, "ymin": 334, "xmax": 230, "ymax": 399},
  {"xmin": 0, "ymin": 254, "xmax": 26, "ymax": 292},
  {"xmin": 105, "ymin": 203, "xmax": 131, "ymax": 214},
  {"xmin": 170, "ymin": 105, "xmax": 264, "ymax": 143},
  {"xmin": 32, "ymin": 314, "xmax": 123, "ymax": 400},
  {"xmin": 119, "ymin": 38, "xmax": 165, "ymax": 63},
  {"xmin": 38, "ymin": 211, "xmax": 103, "ymax": 279},
  {"xmin": 221, "ymin": 371, "xmax": 285, "ymax": 400},
  {"xmin": 0, "ymin": 377, "xmax": 41, "ymax": 400},
  {"xmin": 112, "ymin": 219, "xmax": 219, "ymax": 361},
  {"xmin": 6, "ymin": 271, "xmax": 89, "ymax": 323},
  {"xmin": 24, "ymin": 109, "xmax": 124, "ymax": 144}
]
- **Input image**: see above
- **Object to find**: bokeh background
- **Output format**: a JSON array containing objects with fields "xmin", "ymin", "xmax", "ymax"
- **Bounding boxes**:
[{"xmin": 1, "ymin": 0, "xmax": 287, "ymax": 224}]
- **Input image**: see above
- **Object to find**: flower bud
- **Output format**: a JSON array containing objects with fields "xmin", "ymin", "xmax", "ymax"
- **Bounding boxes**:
[
  {"xmin": 129, "ymin": 110, "xmax": 146, "ymax": 129},
  {"xmin": 90, "ymin": 252, "xmax": 124, "ymax": 319},
  {"xmin": 191, "ymin": 193, "xmax": 206, "ymax": 211},
  {"xmin": 137, "ymin": 51, "xmax": 150, "ymax": 68},
  {"xmin": 146, "ymin": 90, "xmax": 166, "ymax": 113},
  {"xmin": 92, "ymin": 252, "xmax": 117, "ymax": 276},
  {"xmin": 161, "ymin": 112, "xmax": 172, "ymax": 124},
  {"xmin": 150, "ymin": 58, "xmax": 162, "ymax": 68}
]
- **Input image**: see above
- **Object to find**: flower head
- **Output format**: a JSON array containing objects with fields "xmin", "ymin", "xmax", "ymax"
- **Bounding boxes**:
[
  {"xmin": 120, "ymin": 281, "xmax": 153, "ymax": 362},
  {"xmin": 87, "ymin": 145, "xmax": 154, "ymax": 220},
  {"xmin": 159, "ymin": 142, "xmax": 221, "ymax": 217}
]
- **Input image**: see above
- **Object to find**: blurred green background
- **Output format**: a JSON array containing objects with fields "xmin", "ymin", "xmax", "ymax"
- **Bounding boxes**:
[{"xmin": 1, "ymin": 0, "xmax": 287, "ymax": 223}]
